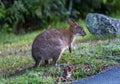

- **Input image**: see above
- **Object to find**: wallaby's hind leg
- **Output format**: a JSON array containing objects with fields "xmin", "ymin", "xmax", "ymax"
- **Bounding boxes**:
[
  {"xmin": 53, "ymin": 57, "xmax": 59, "ymax": 66},
  {"xmin": 52, "ymin": 50, "xmax": 62, "ymax": 66},
  {"xmin": 33, "ymin": 58, "xmax": 41, "ymax": 68},
  {"xmin": 69, "ymin": 46, "xmax": 72, "ymax": 53}
]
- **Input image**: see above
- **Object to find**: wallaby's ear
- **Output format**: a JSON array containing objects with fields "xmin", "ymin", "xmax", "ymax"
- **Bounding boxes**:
[{"xmin": 68, "ymin": 18, "xmax": 76, "ymax": 26}]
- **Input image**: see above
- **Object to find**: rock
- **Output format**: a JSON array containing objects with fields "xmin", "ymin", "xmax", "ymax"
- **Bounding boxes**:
[
  {"xmin": 72, "ymin": 66, "xmax": 120, "ymax": 84},
  {"xmin": 86, "ymin": 13, "xmax": 120, "ymax": 36}
]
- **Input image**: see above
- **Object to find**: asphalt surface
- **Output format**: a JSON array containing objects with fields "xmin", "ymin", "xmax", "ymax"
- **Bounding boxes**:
[{"xmin": 73, "ymin": 66, "xmax": 120, "ymax": 84}]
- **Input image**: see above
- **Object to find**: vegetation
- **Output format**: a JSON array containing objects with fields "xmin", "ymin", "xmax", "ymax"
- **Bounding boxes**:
[
  {"xmin": 0, "ymin": 0, "xmax": 120, "ymax": 33},
  {"xmin": 0, "ymin": 20, "xmax": 120, "ymax": 83},
  {"xmin": 0, "ymin": 0, "xmax": 120, "ymax": 83}
]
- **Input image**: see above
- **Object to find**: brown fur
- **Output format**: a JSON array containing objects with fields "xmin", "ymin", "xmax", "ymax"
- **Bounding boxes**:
[{"xmin": 32, "ymin": 19, "xmax": 86, "ymax": 67}]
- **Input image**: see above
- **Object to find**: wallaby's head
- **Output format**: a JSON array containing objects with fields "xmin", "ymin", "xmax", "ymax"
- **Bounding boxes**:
[{"xmin": 69, "ymin": 19, "xmax": 86, "ymax": 36}]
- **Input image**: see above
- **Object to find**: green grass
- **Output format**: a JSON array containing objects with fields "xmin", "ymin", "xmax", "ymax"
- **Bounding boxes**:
[{"xmin": 0, "ymin": 20, "xmax": 120, "ymax": 83}]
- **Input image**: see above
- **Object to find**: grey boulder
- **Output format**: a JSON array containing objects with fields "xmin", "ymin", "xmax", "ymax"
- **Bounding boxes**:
[{"xmin": 86, "ymin": 13, "xmax": 120, "ymax": 36}]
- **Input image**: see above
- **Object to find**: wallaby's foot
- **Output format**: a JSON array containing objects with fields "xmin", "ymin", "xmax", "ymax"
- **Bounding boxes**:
[
  {"xmin": 33, "ymin": 59, "xmax": 41, "ymax": 68},
  {"xmin": 52, "ymin": 57, "xmax": 59, "ymax": 67},
  {"xmin": 33, "ymin": 64, "xmax": 38, "ymax": 68},
  {"xmin": 43, "ymin": 60, "xmax": 50, "ymax": 67},
  {"xmin": 44, "ymin": 60, "xmax": 49, "ymax": 65},
  {"xmin": 69, "ymin": 45, "xmax": 72, "ymax": 53},
  {"xmin": 55, "ymin": 63, "xmax": 58, "ymax": 67},
  {"xmin": 52, "ymin": 63, "xmax": 59, "ymax": 67}
]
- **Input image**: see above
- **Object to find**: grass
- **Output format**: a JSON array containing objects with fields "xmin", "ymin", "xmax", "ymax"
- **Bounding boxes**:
[{"xmin": 0, "ymin": 20, "xmax": 120, "ymax": 83}]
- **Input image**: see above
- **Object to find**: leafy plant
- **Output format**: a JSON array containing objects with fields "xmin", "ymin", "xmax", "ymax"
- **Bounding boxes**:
[{"xmin": 0, "ymin": 0, "xmax": 120, "ymax": 34}]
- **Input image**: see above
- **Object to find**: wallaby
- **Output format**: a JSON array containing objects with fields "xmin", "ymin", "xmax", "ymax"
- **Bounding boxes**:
[{"xmin": 32, "ymin": 19, "xmax": 86, "ymax": 67}]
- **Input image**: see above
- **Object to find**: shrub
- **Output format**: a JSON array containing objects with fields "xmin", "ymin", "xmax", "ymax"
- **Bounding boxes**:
[{"xmin": 0, "ymin": 0, "xmax": 120, "ymax": 34}]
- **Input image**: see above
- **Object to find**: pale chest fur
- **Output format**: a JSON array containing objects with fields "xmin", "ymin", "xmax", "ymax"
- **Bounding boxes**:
[{"xmin": 61, "ymin": 36, "xmax": 76, "ymax": 53}]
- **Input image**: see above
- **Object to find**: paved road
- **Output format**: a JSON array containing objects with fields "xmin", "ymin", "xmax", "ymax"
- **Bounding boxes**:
[{"xmin": 73, "ymin": 66, "xmax": 120, "ymax": 84}]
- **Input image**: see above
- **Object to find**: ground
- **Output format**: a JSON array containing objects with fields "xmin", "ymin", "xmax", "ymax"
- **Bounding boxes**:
[
  {"xmin": 0, "ymin": 31, "xmax": 120, "ymax": 83},
  {"xmin": 0, "ymin": 21, "xmax": 120, "ymax": 83}
]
